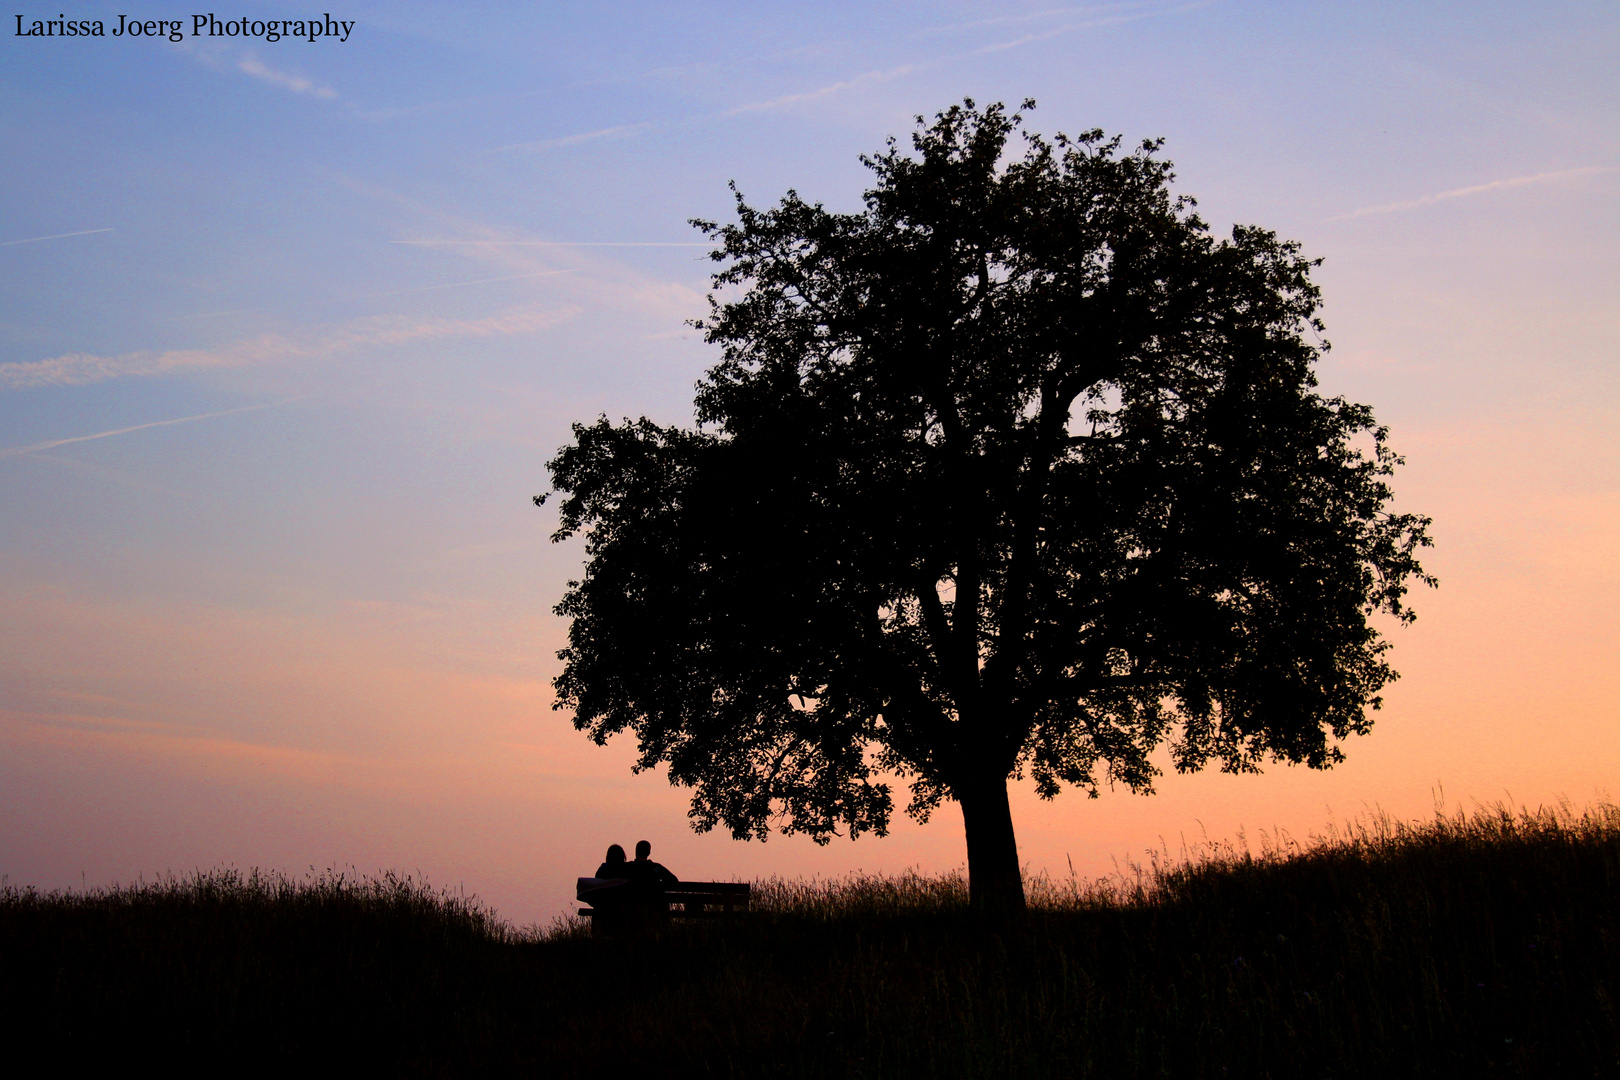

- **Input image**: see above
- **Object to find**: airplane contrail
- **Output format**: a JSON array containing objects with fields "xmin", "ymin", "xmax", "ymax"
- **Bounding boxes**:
[
  {"xmin": 0, "ymin": 228, "xmax": 115, "ymax": 248},
  {"xmin": 165, "ymin": 268, "xmax": 581, "ymax": 321},
  {"xmin": 1337, "ymin": 165, "xmax": 1618, "ymax": 220},
  {"xmin": 491, "ymin": 123, "xmax": 649, "ymax": 154},
  {"xmin": 0, "ymin": 397, "xmax": 307, "ymax": 459},
  {"xmin": 393, "ymin": 240, "xmax": 709, "ymax": 247}
]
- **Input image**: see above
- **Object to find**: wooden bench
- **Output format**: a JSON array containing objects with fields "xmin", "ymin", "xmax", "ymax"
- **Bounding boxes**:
[{"xmin": 576, "ymin": 878, "xmax": 750, "ymax": 921}]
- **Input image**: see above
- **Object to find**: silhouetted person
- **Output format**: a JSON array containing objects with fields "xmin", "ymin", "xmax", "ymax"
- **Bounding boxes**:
[
  {"xmin": 630, "ymin": 840, "xmax": 679, "ymax": 887},
  {"xmin": 579, "ymin": 843, "xmax": 635, "ymax": 935},
  {"xmin": 625, "ymin": 839, "xmax": 678, "ymax": 924},
  {"xmin": 595, "ymin": 843, "xmax": 630, "ymax": 880}
]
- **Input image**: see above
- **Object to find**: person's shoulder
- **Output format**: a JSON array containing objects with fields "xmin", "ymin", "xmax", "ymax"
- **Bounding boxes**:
[{"xmin": 628, "ymin": 860, "xmax": 676, "ymax": 883}]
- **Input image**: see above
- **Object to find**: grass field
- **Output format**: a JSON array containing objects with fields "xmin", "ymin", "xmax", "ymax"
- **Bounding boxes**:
[{"xmin": 3, "ymin": 801, "xmax": 1617, "ymax": 1076}]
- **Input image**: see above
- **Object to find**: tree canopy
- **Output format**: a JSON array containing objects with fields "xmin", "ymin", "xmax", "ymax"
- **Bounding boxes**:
[{"xmin": 541, "ymin": 100, "xmax": 1434, "ymax": 910}]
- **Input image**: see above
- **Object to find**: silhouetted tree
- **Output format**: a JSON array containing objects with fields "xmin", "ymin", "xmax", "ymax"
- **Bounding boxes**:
[{"xmin": 540, "ymin": 100, "xmax": 1434, "ymax": 911}]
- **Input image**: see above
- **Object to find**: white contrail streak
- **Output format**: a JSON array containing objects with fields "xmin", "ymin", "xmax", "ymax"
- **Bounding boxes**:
[
  {"xmin": 1339, "ymin": 166, "xmax": 1618, "ymax": 219},
  {"xmin": 392, "ymin": 240, "xmax": 708, "ymax": 247},
  {"xmin": 0, "ymin": 228, "xmax": 115, "ymax": 248},
  {"xmin": 919, "ymin": 4, "xmax": 1141, "ymax": 35},
  {"xmin": 166, "ymin": 269, "xmax": 581, "ymax": 321},
  {"xmin": 0, "ymin": 397, "xmax": 306, "ymax": 459},
  {"xmin": 724, "ymin": 64, "xmax": 922, "ymax": 115},
  {"xmin": 491, "ymin": 123, "xmax": 648, "ymax": 153}
]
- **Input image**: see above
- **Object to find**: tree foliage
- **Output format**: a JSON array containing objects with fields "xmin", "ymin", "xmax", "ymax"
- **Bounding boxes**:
[{"xmin": 542, "ymin": 100, "xmax": 1434, "ymax": 907}]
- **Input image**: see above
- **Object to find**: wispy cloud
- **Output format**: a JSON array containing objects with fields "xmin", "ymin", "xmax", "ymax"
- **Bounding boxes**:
[
  {"xmin": 174, "ymin": 40, "xmax": 339, "ymax": 100},
  {"xmin": 336, "ymin": 175, "xmax": 710, "ymax": 325},
  {"xmin": 491, "ymin": 123, "xmax": 648, "ymax": 153},
  {"xmin": 3, "ymin": 706, "xmax": 357, "ymax": 783},
  {"xmin": 237, "ymin": 53, "xmax": 337, "ymax": 98},
  {"xmin": 720, "ymin": 2, "xmax": 1205, "ymax": 115},
  {"xmin": 0, "ymin": 303, "xmax": 580, "ymax": 391},
  {"xmin": 919, "ymin": 3, "xmax": 1144, "ymax": 35},
  {"xmin": 0, "ymin": 228, "xmax": 114, "ymax": 248},
  {"xmin": 1338, "ymin": 166, "xmax": 1618, "ymax": 220},
  {"xmin": 0, "ymin": 398, "xmax": 306, "ymax": 459},
  {"xmin": 972, "ymin": 0, "xmax": 1214, "ymax": 53},
  {"xmin": 725, "ymin": 63, "xmax": 923, "ymax": 115}
]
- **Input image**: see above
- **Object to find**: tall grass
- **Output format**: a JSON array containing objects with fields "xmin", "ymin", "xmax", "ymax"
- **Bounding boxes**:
[{"xmin": 4, "ymin": 801, "xmax": 1617, "ymax": 1076}]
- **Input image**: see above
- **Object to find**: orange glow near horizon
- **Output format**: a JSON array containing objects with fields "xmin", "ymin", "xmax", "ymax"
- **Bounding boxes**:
[{"xmin": 4, "ymin": 403, "xmax": 1615, "ymax": 925}]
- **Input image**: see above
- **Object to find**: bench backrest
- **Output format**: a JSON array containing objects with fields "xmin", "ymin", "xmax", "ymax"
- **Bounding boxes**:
[
  {"xmin": 576, "ymin": 878, "xmax": 750, "ymax": 915},
  {"xmin": 665, "ymin": 881, "xmax": 750, "ymax": 911}
]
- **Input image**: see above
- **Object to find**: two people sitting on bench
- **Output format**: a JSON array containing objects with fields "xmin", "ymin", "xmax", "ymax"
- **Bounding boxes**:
[
  {"xmin": 585, "ymin": 840, "xmax": 679, "ymax": 926},
  {"xmin": 596, "ymin": 840, "xmax": 679, "ymax": 889}
]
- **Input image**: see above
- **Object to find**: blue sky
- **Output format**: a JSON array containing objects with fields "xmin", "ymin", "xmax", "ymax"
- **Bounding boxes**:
[{"xmin": 2, "ymin": 2, "xmax": 1616, "ymax": 923}]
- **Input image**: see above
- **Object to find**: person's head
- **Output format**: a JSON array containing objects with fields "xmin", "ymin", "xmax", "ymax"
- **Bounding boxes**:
[
  {"xmin": 635, "ymin": 840, "xmax": 651, "ymax": 861},
  {"xmin": 605, "ymin": 844, "xmax": 626, "ymax": 865}
]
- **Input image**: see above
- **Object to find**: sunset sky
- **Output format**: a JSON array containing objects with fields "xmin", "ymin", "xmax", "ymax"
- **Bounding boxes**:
[{"xmin": 2, "ymin": 1, "xmax": 1616, "ymax": 926}]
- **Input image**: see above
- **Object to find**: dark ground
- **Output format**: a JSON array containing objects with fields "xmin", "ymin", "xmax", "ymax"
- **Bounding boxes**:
[{"xmin": 3, "ymin": 804, "xmax": 1617, "ymax": 1077}]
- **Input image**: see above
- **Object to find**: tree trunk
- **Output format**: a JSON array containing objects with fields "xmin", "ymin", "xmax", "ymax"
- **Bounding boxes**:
[{"xmin": 959, "ymin": 771, "xmax": 1025, "ymax": 913}]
